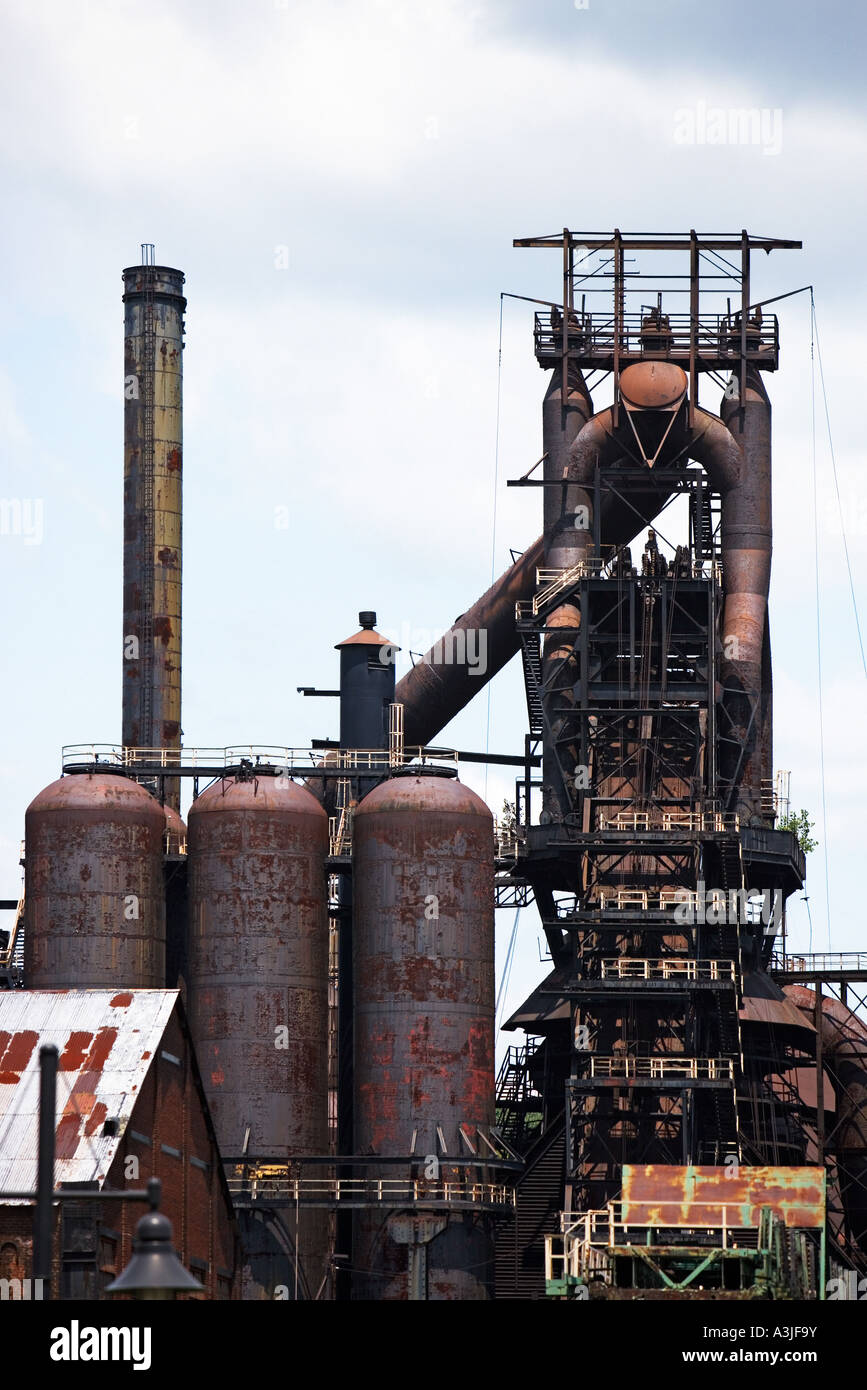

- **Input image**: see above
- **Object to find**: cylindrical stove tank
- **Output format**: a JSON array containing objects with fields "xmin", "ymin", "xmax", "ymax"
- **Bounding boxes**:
[
  {"xmin": 24, "ymin": 772, "xmax": 165, "ymax": 987},
  {"xmin": 352, "ymin": 770, "xmax": 495, "ymax": 1300},
  {"xmin": 187, "ymin": 774, "xmax": 329, "ymax": 1298}
]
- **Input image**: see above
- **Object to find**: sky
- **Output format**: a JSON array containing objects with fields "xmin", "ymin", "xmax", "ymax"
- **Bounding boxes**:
[{"xmin": 1, "ymin": 0, "xmax": 865, "ymax": 1041}]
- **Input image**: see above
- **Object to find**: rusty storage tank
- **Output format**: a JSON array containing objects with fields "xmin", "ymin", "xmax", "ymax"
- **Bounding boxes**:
[
  {"xmin": 24, "ymin": 772, "xmax": 165, "ymax": 987},
  {"xmin": 352, "ymin": 769, "xmax": 495, "ymax": 1300},
  {"xmin": 186, "ymin": 773, "xmax": 329, "ymax": 1299}
]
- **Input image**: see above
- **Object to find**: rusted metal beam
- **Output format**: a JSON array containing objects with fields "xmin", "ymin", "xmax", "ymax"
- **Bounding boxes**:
[{"xmin": 514, "ymin": 234, "xmax": 802, "ymax": 252}]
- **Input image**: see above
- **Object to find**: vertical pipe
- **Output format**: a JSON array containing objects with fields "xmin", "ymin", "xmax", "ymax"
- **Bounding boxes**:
[
  {"xmin": 335, "ymin": 615, "xmax": 396, "ymax": 1139},
  {"xmin": 34, "ymin": 1044, "xmax": 57, "ymax": 1293},
  {"xmin": 122, "ymin": 257, "xmax": 186, "ymax": 812},
  {"xmin": 690, "ymin": 377, "xmax": 772, "ymax": 821},
  {"xmin": 740, "ymin": 230, "xmax": 750, "ymax": 420},
  {"xmin": 408, "ymin": 1240, "xmax": 427, "ymax": 1301},
  {"xmin": 541, "ymin": 366, "xmax": 592, "ymax": 824},
  {"xmin": 542, "ymin": 367, "xmax": 592, "ymax": 569},
  {"xmin": 720, "ymin": 369, "xmax": 771, "ymax": 820},
  {"xmin": 688, "ymin": 229, "xmax": 699, "ymax": 429},
  {"xmin": 335, "ymin": 613, "xmax": 395, "ymax": 1298},
  {"xmin": 612, "ymin": 229, "xmax": 623, "ymax": 428}
]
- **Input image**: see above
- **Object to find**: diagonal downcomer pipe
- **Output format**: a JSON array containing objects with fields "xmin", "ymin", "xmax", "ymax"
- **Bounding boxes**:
[{"xmin": 395, "ymin": 538, "xmax": 544, "ymax": 747}]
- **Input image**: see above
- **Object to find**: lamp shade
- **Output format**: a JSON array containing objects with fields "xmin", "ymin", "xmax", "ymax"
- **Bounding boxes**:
[{"xmin": 107, "ymin": 1208, "xmax": 204, "ymax": 1297}]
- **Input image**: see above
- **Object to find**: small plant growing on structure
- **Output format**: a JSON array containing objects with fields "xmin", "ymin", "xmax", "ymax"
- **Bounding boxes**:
[{"xmin": 777, "ymin": 808, "xmax": 817, "ymax": 855}]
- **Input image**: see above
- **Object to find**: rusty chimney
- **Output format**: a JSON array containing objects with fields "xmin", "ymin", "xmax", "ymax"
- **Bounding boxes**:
[{"xmin": 122, "ymin": 245, "xmax": 185, "ymax": 811}]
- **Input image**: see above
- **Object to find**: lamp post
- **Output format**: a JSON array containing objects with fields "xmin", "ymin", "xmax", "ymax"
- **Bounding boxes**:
[{"xmin": 107, "ymin": 1178, "xmax": 204, "ymax": 1300}]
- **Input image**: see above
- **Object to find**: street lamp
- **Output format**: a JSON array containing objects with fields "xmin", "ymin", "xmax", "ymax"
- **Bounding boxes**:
[{"xmin": 107, "ymin": 1178, "xmax": 204, "ymax": 1300}]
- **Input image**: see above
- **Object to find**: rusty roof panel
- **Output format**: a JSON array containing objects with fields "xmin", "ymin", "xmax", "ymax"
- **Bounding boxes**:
[
  {"xmin": 739, "ymin": 994, "xmax": 816, "ymax": 1032},
  {"xmin": 0, "ymin": 990, "xmax": 177, "ymax": 1197},
  {"xmin": 621, "ymin": 1164, "xmax": 826, "ymax": 1229}
]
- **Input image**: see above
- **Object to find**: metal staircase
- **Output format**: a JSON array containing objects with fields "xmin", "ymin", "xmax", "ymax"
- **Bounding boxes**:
[{"xmin": 519, "ymin": 634, "xmax": 544, "ymax": 738}]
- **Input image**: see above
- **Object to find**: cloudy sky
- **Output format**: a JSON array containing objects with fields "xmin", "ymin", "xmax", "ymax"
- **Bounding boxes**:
[{"xmin": 1, "ymin": 0, "xmax": 865, "ymax": 1033}]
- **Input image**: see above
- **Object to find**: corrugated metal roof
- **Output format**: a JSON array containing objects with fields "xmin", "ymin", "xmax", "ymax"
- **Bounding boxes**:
[{"xmin": 0, "ymin": 989, "xmax": 178, "ymax": 1197}]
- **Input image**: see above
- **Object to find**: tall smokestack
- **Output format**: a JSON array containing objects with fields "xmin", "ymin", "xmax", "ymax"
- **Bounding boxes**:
[{"xmin": 122, "ymin": 246, "xmax": 185, "ymax": 811}]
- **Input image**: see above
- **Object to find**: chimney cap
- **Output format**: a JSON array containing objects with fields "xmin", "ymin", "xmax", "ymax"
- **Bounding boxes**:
[{"xmin": 336, "ymin": 611, "xmax": 398, "ymax": 650}]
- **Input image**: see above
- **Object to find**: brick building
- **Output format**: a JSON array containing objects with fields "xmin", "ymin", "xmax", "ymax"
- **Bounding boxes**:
[{"xmin": 0, "ymin": 989, "xmax": 239, "ymax": 1299}]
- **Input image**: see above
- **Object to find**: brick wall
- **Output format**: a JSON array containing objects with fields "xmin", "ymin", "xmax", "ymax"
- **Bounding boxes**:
[
  {"xmin": 103, "ymin": 1005, "xmax": 239, "ymax": 1299},
  {"xmin": 0, "ymin": 1001, "xmax": 239, "ymax": 1301}
]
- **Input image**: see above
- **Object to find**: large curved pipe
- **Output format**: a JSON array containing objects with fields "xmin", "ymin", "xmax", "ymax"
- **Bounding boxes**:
[
  {"xmin": 541, "ymin": 367, "xmax": 697, "ymax": 823},
  {"xmin": 689, "ymin": 370, "xmax": 772, "ymax": 820},
  {"xmin": 785, "ymin": 986, "xmax": 867, "ymax": 1251},
  {"xmin": 396, "ymin": 353, "xmax": 774, "ymax": 778}
]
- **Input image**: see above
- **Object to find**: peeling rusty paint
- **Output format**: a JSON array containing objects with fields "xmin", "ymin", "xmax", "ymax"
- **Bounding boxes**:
[
  {"xmin": 0, "ymin": 991, "xmax": 179, "ymax": 1191},
  {"xmin": 122, "ymin": 263, "xmax": 184, "ymax": 811},
  {"xmin": 352, "ymin": 774, "xmax": 495, "ymax": 1299},
  {"xmin": 83, "ymin": 1028, "xmax": 118, "ymax": 1072},
  {"xmin": 59, "ymin": 1032, "xmax": 94, "ymax": 1071},
  {"xmin": 84, "ymin": 1101, "xmax": 109, "ymax": 1137},
  {"xmin": 0, "ymin": 1030, "xmax": 38, "ymax": 1081},
  {"xmin": 621, "ymin": 1164, "xmax": 825, "ymax": 1228},
  {"xmin": 187, "ymin": 777, "xmax": 329, "ymax": 1157},
  {"xmin": 187, "ymin": 776, "xmax": 330, "ymax": 1297},
  {"xmin": 55, "ymin": 1110, "xmax": 82, "ymax": 1160},
  {"xmin": 24, "ymin": 773, "xmax": 165, "ymax": 989},
  {"xmin": 110, "ymin": 993, "xmax": 133, "ymax": 1008}
]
